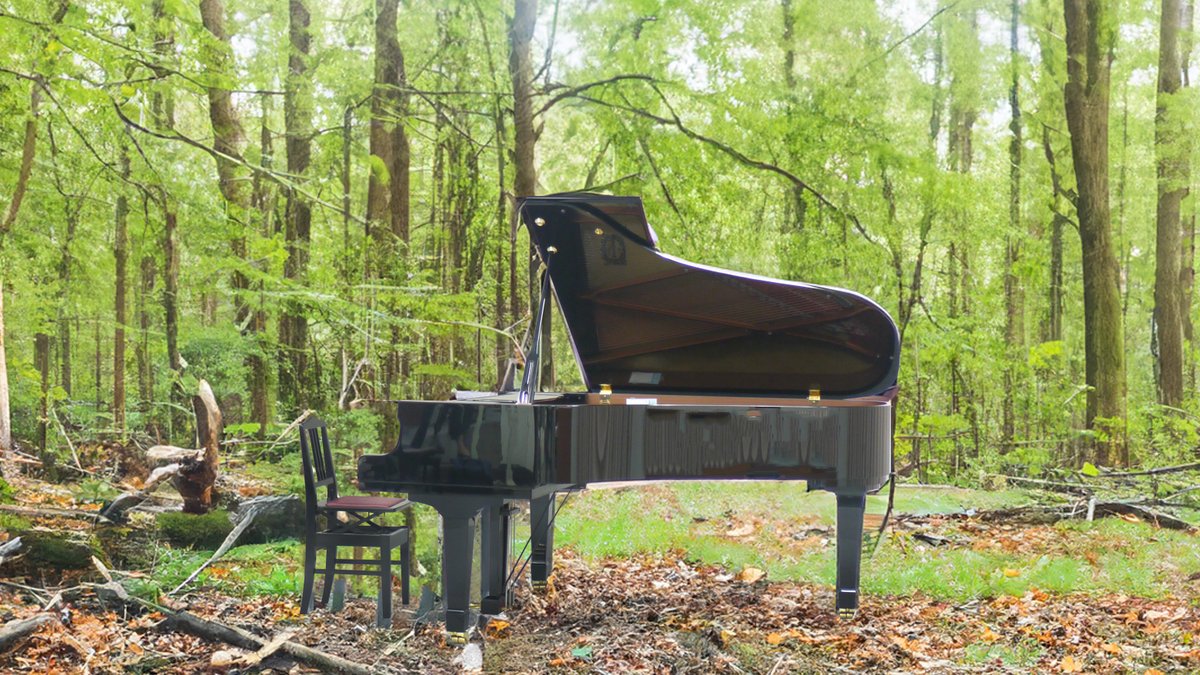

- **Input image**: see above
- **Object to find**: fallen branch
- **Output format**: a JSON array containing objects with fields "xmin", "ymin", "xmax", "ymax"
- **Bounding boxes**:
[
  {"xmin": 0, "ymin": 504, "xmax": 107, "ymax": 523},
  {"xmin": 169, "ymin": 495, "xmax": 289, "ymax": 595},
  {"xmin": 0, "ymin": 537, "xmax": 21, "ymax": 565},
  {"xmin": 979, "ymin": 501, "xmax": 1193, "ymax": 531},
  {"xmin": 143, "ymin": 598, "xmax": 377, "ymax": 674},
  {"xmin": 0, "ymin": 614, "xmax": 55, "ymax": 653},
  {"xmin": 100, "ymin": 463, "xmax": 182, "ymax": 521},
  {"xmin": 1087, "ymin": 461, "xmax": 1200, "ymax": 479},
  {"xmin": 995, "ymin": 475, "xmax": 1095, "ymax": 494},
  {"xmin": 49, "ymin": 406, "xmax": 81, "ymax": 470}
]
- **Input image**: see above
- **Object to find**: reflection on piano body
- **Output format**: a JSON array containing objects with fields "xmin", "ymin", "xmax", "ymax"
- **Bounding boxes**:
[{"xmin": 358, "ymin": 194, "xmax": 901, "ymax": 640}]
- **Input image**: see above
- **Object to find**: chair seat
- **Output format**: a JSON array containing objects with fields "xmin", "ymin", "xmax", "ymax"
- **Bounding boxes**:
[
  {"xmin": 322, "ymin": 496, "xmax": 409, "ymax": 512},
  {"xmin": 314, "ymin": 525, "xmax": 410, "ymax": 547}
]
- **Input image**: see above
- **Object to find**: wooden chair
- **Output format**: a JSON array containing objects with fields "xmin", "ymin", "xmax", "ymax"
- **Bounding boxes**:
[{"xmin": 299, "ymin": 416, "xmax": 411, "ymax": 628}]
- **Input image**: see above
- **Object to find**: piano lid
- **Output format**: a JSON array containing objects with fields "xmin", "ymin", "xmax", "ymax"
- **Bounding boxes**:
[{"xmin": 519, "ymin": 194, "xmax": 901, "ymax": 399}]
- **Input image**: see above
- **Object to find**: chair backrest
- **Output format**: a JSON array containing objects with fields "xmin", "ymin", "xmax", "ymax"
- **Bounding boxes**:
[{"xmin": 299, "ymin": 417, "xmax": 338, "ymax": 521}]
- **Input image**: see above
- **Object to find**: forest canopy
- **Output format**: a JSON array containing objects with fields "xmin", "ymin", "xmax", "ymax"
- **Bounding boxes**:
[{"xmin": 0, "ymin": 0, "xmax": 1197, "ymax": 479}]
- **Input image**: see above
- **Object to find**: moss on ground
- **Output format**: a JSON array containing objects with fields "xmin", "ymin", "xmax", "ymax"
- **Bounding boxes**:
[{"xmin": 156, "ymin": 509, "xmax": 234, "ymax": 549}]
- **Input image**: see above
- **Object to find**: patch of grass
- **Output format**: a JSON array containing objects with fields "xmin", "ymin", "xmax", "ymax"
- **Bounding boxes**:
[
  {"xmin": 962, "ymin": 638, "xmax": 1044, "ymax": 667},
  {"xmin": 0, "ymin": 512, "xmax": 32, "ymax": 533},
  {"xmin": 555, "ymin": 483, "xmax": 1200, "ymax": 602},
  {"xmin": 0, "ymin": 477, "xmax": 16, "ymax": 504}
]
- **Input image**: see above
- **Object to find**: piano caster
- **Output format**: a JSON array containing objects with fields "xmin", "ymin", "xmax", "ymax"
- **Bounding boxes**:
[{"xmin": 446, "ymin": 631, "xmax": 469, "ymax": 646}]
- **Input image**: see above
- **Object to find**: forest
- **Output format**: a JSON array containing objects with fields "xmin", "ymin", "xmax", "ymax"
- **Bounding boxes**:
[
  {"xmin": 1, "ymin": 0, "xmax": 1200, "ymax": 672},
  {"xmin": 0, "ymin": 0, "xmax": 1194, "ymax": 477}
]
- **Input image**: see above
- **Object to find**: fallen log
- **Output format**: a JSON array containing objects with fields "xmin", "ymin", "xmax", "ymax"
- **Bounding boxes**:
[
  {"xmin": 0, "ymin": 537, "xmax": 21, "ymax": 565},
  {"xmin": 979, "ymin": 501, "xmax": 1194, "ymax": 531},
  {"xmin": 0, "ymin": 504, "xmax": 106, "ymax": 524},
  {"xmin": 158, "ymin": 605, "xmax": 377, "ymax": 674},
  {"xmin": 0, "ymin": 614, "xmax": 54, "ymax": 653}
]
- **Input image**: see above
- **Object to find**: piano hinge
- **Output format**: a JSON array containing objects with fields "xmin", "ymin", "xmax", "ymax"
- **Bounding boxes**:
[{"xmin": 808, "ymin": 387, "xmax": 821, "ymax": 403}]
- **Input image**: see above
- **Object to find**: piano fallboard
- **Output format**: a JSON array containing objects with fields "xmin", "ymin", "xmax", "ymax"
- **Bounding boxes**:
[{"xmin": 357, "ymin": 399, "xmax": 892, "ymax": 497}]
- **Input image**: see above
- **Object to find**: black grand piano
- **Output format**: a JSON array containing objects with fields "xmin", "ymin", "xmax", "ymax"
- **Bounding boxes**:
[{"xmin": 359, "ymin": 194, "xmax": 900, "ymax": 641}]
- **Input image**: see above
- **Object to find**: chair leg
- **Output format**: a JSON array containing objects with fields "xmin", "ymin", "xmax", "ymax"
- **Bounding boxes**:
[
  {"xmin": 301, "ymin": 541, "xmax": 317, "ymax": 614},
  {"xmin": 400, "ymin": 537, "xmax": 411, "ymax": 606},
  {"xmin": 320, "ymin": 545, "xmax": 336, "ymax": 607},
  {"xmin": 377, "ymin": 545, "xmax": 393, "ymax": 628}
]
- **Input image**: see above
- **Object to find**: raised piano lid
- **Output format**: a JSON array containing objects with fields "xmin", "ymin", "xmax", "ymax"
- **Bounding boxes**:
[{"xmin": 519, "ymin": 193, "xmax": 901, "ymax": 400}]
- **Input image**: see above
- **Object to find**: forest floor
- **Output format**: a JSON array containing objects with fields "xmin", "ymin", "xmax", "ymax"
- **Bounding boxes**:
[{"xmin": 1, "ymin": 473, "xmax": 1198, "ymax": 673}]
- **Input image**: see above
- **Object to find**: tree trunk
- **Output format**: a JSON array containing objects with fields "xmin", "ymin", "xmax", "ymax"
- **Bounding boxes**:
[
  {"xmin": 35, "ymin": 332, "xmax": 49, "ymax": 453},
  {"xmin": 58, "ymin": 206, "xmax": 76, "ymax": 398},
  {"xmin": 509, "ymin": 0, "xmax": 543, "ymax": 383},
  {"xmin": 152, "ymin": 0, "xmax": 183, "ymax": 439},
  {"xmin": 1154, "ymin": 0, "xmax": 1187, "ymax": 408},
  {"xmin": 1003, "ymin": 0, "xmax": 1023, "ymax": 450},
  {"xmin": 200, "ymin": 0, "xmax": 261, "ymax": 431},
  {"xmin": 137, "ymin": 253, "xmax": 155, "ymax": 411},
  {"xmin": 0, "ymin": 279, "xmax": 8, "ymax": 460},
  {"xmin": 281, "ymin": 0, "xmax": 313, "ymax": 411},
  {"xmin": 367, "ymin": 0, "xmax": 399, "ymax": 252},
  {"xmin": 1063, "ymin": 0, "xmax": 1125, "ymax": 465},
  {"xmin": 1183, "ymin": 0, "xmax": 1196, "ymax": 385},
  {"xmin": 113, "ymin": 145, "xmax": 130, "ymax": 434}
]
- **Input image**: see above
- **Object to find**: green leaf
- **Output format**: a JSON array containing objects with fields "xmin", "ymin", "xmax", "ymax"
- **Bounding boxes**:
[
  {"xmin": 570, "ymin": 646, "xmax": 593, "ymax": 660},
  {"xmin": 1080, "ymin": 462, "xmax": 1100, "ymax": 477}
]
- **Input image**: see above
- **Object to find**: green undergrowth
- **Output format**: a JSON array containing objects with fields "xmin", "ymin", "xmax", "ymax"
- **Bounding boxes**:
[{"xmin": 554, "ymin": 483, "xmax": 1200, "ymax": 602}]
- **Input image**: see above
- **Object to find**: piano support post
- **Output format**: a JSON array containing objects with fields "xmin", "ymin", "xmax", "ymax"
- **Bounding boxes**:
[
  {"xmin": 835, "ymin": 492, "xmax": 866, "ymax": 619},
  {"xmin": 530, "ymin": 492, "xmax": 556, "ymax": 588},
  {"xmin": 480, "ymin": 502, "xmax": 513, "ymax": 615},
  {"xmin": 410, "ymin": 493, "xmax": 506, "ymax": 643}
]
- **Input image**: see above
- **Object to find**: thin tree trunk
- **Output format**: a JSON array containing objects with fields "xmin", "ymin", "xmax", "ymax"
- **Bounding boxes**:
[
  {"xmin": 1182, "ymin": 0, "xmax": 1196, "ymax": 384},
  {"xmin": 137, "ymin": 254, "xmax": 154, "ymax": 413},
  {"xmin": 1064, "ymin": 0, "xmax": 1125, "ymax": 466},
  {"xmin": 0, "ymin": 280, "xmax": 8, "ymax": 461},
  {"xmin": 35, "ymin": 333, "xmax": 49, "ymax": 453},
  {"xmin": 113, "ymin": 145, "xmax": 130, "ymax": 435},
  {"xmin": 1155, "ymin": 0, "xmax": 1187, "ymax": 408},
  {"xmin": 152, "ymin": 1, "xmax": 183, "ymax": 440},
  {"xmin": 58, "ymin": 205, "xmax": 76, "ymax": 398},
  {"xmin": 1003, "ymin": 0, "xmax": 1023, "ymax": 450},
  {"xmin": 281, "ymin": 0, "xmax": 313, "ymax": 411}
]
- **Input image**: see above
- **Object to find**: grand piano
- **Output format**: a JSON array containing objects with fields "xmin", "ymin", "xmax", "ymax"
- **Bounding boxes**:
[{"xmin": 358, "ymin": 194, "xmax": 900, "ymax": 641}]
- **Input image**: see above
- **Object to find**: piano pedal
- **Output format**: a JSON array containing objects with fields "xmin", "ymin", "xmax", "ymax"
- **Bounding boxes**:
[
  {"xmin": 837, "ymin": 607, "xmax": 858, "ymax": 621},
  {"xmin": 446, "ymin": 630, "xmax": 469, "ymax": 646}
]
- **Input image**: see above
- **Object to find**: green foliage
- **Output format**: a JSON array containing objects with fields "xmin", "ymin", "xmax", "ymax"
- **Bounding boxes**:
[
  {"xmin": 0, "ymin": 0, "xmax": 1195, "ymax": 479},
  {"xmin": 0, "ymin": 478, "xmax": 15, "ymax": 504},
  {"xmin": 156, "ymin": 510, "xmax": 234, "ymax": 550}
]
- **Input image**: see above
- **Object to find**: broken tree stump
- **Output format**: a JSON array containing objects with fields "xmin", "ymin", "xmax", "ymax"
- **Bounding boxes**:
[{"xmin": 175, "ymin": 380, "xmax": 221, "ymax": 514}]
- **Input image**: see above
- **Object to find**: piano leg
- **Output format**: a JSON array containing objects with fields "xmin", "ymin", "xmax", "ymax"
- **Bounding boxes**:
[
  {"xmin": 480, "ymin": 501, "xmax": 512, "ymax": 615},
  {"xmin": 530, "ymin": 492, "xmax": 556, "ymax": 588},
  {"xmin": 835, "ymin": 492, "xmax": 866, "ymax": 619},
  {"xmin": 410, "ymin": 494, "xmax": 503, "ymax": 643}
]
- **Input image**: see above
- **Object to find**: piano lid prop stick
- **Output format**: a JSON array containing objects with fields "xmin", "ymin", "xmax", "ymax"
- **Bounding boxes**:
[{"xmin": 517, "ymin": 271, "xmax": 552, "ymax": 405}]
